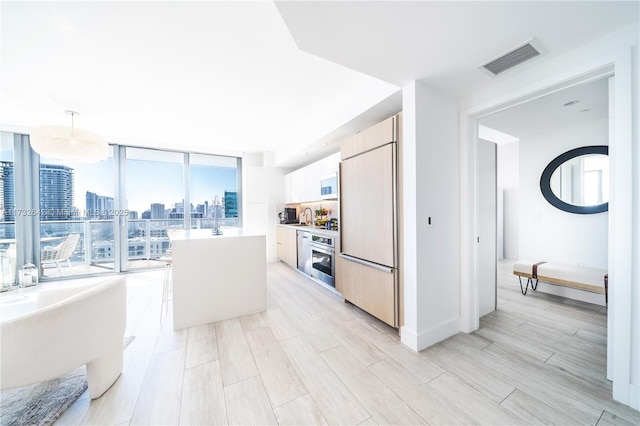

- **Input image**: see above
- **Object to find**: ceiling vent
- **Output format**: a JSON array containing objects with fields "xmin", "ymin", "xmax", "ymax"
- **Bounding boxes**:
[{"xmin": 479, "ymin": 39, "xmax": 543, "ymax": 76}]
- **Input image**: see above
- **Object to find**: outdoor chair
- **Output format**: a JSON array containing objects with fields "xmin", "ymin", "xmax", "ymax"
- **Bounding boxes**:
[{"xmin": 41, "ymin": 233, "xmax": 80, "ymax": 276}]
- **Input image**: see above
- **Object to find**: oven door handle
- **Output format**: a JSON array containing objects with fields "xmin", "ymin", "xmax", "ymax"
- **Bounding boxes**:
[{"xmin": 310, "ymin": 244, "xmax": 334, "ymax": 254}]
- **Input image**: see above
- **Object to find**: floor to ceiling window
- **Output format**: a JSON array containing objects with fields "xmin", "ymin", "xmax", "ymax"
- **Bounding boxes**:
[
  {"xmin": 38, "ymin": 148, "xmax": 115, "ymax": 279},
  {"xmin": 124, "ymin": 148, "xmax": 184, "ymax": 271},
  {"xmin": 0, "ymin": 133, "xmax": 16, "ymax": 289},
  {"xmin": 188, "ymin": 153, "xmax": 240, "ymax": 232},
  {"xmin": 1, "ymin": 133, "xmax": 242, "ymax": 282}
]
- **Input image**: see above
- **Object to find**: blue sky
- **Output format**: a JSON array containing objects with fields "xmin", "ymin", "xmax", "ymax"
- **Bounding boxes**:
[{"xmin": 125, "ymin": 160, "xmax": 236, "ymax": 214}]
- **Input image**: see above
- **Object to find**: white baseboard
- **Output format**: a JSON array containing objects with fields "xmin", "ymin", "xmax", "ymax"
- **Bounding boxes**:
[
  {"xmin": 629, "ymin": 383, "xmax": 639, "ymax": 410},
  {"xmin": 400, "ymin": 317, "xmax": 460, "ymax": 352},
  {"xmin": 400, "ymin": 326, "xmax": 419, "ymax": 351}
]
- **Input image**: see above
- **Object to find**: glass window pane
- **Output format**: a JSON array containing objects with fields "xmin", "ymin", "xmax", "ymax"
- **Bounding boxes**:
[
  {"xmin": 38, "ymin": 146, "xmax": 115, "ymax": 279},
  {"xmin": 189, "ymin": 153, "xmax": 239, "ymax": 232},
  {"xmin": 125, "ymin": 147, "xmax": 184, "ymax": 270},
  {"xmin": 0, "ymin": 132, "xmax": 16, "ymax": 288}
]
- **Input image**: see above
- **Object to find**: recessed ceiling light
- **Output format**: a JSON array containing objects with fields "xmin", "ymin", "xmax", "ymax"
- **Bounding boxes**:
[{"xmin": 563, "ymin": 100, "xmax": 580, "ymax": 107}]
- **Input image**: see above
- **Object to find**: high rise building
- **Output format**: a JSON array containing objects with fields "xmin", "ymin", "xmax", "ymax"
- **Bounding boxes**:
[
  {"xmin": 224, "ymin": 190, "xmax": 237, "ymax": 218},
  {"xmin": 0, "ymin": 161, "xmax": 15, "ymax": 222},
  {"xmin": 86, "ymin": 191, "xmax": 114, "ymax": 219},
  {"xmin": 39, "ymin": 164, "xmax": 74, "ymax": 220},
  {"xmin": 1, "ymin": 161, "xmax": 75, "ymax": 228},
  {"xmin": 150, "ymin": 203, "xmax": 165, "ymax": 219}
]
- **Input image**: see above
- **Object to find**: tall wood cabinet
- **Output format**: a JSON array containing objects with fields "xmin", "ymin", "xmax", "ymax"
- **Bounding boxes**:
[{"xmin": 336, "ymin": 114, "xmax": 403, "ymax": 328}]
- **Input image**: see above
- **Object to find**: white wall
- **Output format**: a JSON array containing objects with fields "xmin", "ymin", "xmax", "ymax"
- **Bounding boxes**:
[
  {"xmin": 518, "ymin": 118, "xmax": 609, "ymax": 269},
  {"xmin": 402, "ymin": 80, "xmax": 460, "ymax": 351},
  {"xmin": 630, "ymin": 42, "xmax": 639, "ymax": 400},
  {"xmin": 518, "ymin": 118, "xmax": 609, "ymax": 305},
  {"xmin": 497, "ymin": 142, "xmax": 519, "ymax": 259}
]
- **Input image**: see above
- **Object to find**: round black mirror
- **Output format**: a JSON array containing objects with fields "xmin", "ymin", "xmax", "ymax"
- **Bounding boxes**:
[{"xmin": 540, "ymin": 145, "xmax": 609, "ymax": 214}]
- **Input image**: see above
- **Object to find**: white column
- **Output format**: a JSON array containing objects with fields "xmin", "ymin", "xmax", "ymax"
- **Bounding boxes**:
[
  {"xmin": 241, "ymin": 152, "xmax": 286, "ymax": 262},
  {"xmin": 264, "ymin": 152, "xmax": 286, "ymax": 262},
  {"xmin": 401, "ymin": 80, "xmax": 461, "ymax": 351},
  {"xmin": 242, "ymin": 152, "xmax": 267, "ymax": 238}
]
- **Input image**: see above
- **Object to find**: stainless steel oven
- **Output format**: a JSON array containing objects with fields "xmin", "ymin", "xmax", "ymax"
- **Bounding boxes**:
[{"xmin": 310, "ymin": 234, "xmax": 335, "ymax": 287}]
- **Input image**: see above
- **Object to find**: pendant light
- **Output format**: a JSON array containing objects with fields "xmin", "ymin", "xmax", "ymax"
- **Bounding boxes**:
[{"xmin": 30, "ymin": 110, "xmax": 109, "ymax": 162}]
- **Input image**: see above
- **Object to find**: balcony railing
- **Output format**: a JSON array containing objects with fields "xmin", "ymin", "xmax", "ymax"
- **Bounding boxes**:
[{"xmin": 0, "ymin": 217, "xmax": 239, "ymax": 280}]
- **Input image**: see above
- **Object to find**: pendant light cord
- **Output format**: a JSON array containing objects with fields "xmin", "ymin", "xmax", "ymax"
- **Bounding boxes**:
[{"xmin": 65, "ymin": 110, "xmax": 79, "ymax": 130}]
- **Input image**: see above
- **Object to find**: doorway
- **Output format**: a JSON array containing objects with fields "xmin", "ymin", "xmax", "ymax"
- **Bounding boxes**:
[{"xmin": 476, "ymin": 76, "xmax": 611, "ymax": 316}]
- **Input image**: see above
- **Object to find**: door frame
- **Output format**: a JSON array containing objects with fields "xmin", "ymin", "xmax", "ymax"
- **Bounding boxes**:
[{"xmin": 460, "ymin": 49, "xmax": 635, "ymax": 406}]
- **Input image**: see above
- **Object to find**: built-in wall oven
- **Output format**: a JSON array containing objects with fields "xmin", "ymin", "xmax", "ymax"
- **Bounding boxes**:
[{"xmin": 310, "ymin": 233, "xmax": 335, "ymax": 287}]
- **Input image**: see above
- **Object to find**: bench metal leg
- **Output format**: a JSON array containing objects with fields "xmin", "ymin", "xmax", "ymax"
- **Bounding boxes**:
[
  {"xmin": 518, "ymin": 276, "xmax": 531, "ymax": 295},
  {"xmin": 518, "ymin": 277, "xmax": 538, "ymax": 295}
]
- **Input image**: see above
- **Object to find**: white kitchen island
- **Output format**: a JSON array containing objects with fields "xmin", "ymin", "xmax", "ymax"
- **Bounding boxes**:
[{"xmin": 171, "ymin": 229, "xmax": 266, "ymax": 331}]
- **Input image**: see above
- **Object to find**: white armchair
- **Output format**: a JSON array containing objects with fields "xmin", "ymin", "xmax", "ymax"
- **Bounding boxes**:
[{"xmin": 1, "ymin": 276, "xmax": 127, "ymax": 399}]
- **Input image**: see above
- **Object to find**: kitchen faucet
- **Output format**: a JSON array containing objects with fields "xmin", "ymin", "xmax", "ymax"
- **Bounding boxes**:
[{"xmin": 303, "ymin": 207, "xmax": 313, "ymax": 225}]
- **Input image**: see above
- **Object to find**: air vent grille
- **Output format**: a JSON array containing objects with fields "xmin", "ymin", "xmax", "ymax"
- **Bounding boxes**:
[{"xmin": 482, "ymin": 43, "xmax": 540, "ymax": 76}]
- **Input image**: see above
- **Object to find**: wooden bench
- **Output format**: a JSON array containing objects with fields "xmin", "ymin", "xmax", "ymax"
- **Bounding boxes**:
[{"xmin": 513, "ymin": 260, "xmax": 608, "ymax": 305}]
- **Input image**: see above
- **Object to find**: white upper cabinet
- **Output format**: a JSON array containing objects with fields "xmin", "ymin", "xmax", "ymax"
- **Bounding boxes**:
[
  {"xmin": 285, "ymin": 152, "xmax": 339, "ymax": 203},
  {"xmin": 284, "ymin": 173, "xmax": 292, "ymax": 203}
]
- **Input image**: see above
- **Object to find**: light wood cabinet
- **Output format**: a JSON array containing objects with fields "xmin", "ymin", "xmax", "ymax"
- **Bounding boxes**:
[
  {"xmin": 276, "ymin": 226, "xmax": 297, "ymax": 268},
  {"xmin": 336, "ymin": 255, "xmax": 396, "ymax": 327},
  {"xmin": 341, "ymin": 116, "xmax": 396, "ymax": 160},
  {"xmin": 340, "ymin": 143, "xmax": 395, "ymax": 267},
  {"xmin": 338, "ymin": 113, "xmax": 400, "ymax": 329}
]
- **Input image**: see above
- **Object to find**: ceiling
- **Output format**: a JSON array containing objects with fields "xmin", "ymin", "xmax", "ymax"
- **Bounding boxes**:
[
  {"xmin": 1, "ymin": 1, "xmax": 637, "ymax": 169},
  {"xmin": 276, "ymin": 1, "xmax": 638, "ymax": 95},
  {"xmin": 479, "ymin": 77, "xmax": 610, "ymax": 142}
]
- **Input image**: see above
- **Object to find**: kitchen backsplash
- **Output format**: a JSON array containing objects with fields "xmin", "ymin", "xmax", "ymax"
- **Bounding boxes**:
[{"xmin": 277, "ymin": 200, "xmax": 339, "ymax": 225}]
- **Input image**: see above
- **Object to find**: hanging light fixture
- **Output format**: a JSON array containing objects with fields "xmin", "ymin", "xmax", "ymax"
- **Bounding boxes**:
[{"xmin": 30, "ymin": 110, "xmax": 109, "ymax": 162}]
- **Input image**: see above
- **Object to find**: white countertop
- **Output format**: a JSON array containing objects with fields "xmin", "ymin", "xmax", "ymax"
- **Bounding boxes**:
[
  {"xmin": 278, "ymin": 223, "xmax": 339, "ymax": 237},
  {"xmin": 170, "ymin": 228, "xmax": 264, "ymax": 240}
]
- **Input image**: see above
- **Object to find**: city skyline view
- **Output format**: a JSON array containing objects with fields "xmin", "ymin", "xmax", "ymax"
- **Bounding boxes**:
[
  {"xmin": 1, "ymin": 144, "xmax": 238, "ymax": 220},
  {"xmin": 40, "ymin": 154, "xmax": 237, "ymax": 217},
  {"xmin": 0, "ymin": 139, "xmax": 241, "ymax": 278}
]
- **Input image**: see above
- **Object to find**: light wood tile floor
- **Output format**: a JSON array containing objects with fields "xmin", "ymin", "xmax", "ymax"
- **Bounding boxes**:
[{"xmin": 55, "ymin": 260, "xmax": 640, "ymax": 425}]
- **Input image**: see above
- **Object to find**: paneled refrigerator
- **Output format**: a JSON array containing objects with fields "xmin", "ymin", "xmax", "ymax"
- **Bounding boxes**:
[{"xmin": 338, "ymin": 115, "xmax": 399, "ymax": 327}]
